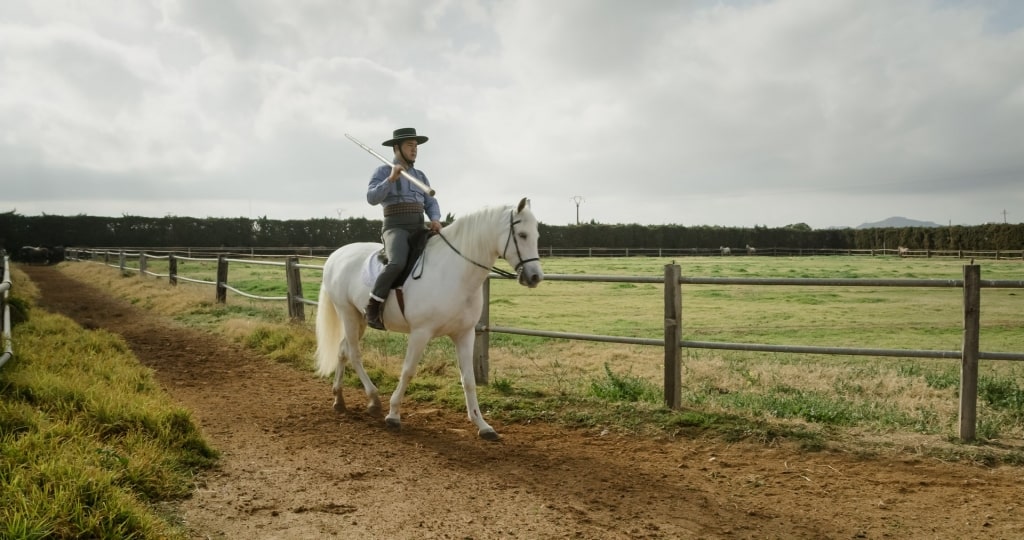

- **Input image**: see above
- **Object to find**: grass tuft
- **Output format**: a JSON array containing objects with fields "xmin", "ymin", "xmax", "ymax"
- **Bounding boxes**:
[{"xmin": 588, "ymin": 364, "xmax": 661, "ymax": 403}]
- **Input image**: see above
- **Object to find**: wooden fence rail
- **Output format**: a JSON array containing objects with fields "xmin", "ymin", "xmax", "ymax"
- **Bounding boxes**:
[
  {"xmin": 65, "ymin": 245, "xmax": 1024, "ymax": 260},
  {"xmin": 539, "ymin": 247, "xmax": 1024, "ymax": 259},
  {"xmin": 69, "ymin": 248, "xmax": 1024, "ymax": 442}
]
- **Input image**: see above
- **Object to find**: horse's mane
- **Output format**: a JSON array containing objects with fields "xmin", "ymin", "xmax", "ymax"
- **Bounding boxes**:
[{"xmin": 437, "ymin": 204, "xmax": 517, "ymax": 261}]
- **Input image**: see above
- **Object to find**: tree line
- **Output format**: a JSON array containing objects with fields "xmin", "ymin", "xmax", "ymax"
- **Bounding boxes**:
[{"xmin": 2, "ymin": 211, "xmax": 1022, "ymax": 254}]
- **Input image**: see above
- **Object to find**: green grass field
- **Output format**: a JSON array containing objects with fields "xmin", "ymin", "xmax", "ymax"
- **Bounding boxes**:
[
  {"xmin": 1, "ymin": 267, "xmax": 217, "ymax": 539},
  {"xmin": 70, "ymin": 254, "xmax": 1024, "ymax": 462}
]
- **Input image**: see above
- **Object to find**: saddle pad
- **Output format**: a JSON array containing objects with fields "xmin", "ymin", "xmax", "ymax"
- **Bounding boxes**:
[
  {"xmin": 361, "ymin": 250, "xmax": 426, "ymax": 290},
  {"xmin": 361, "ymin": 252, "xmax": 384, "ymax": 289}
]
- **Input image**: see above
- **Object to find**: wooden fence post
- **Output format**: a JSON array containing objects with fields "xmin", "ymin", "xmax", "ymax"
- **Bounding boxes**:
[
  {"xmin": 1, "ymin": 253, "xmax": 12, "ymax": 371},
  {"xmin": 473, "ymin": 277, "xmax": 491, "ymax": 385},
  {"xmin": 118, "ymin": 250, "xmax": 126, "ymax": 273},
  {"xmin": 285, "ymin": 256, "xmax": 305, "ymax": 322},
  {"xmin": 168, "ymin": 254, "xmax": 178, "ymax": 286},
  {"xmin": 216, "ymin": 255, "xmax": 228, "ymax": 304},
  {"xmin": 959, "ymin": 264, "xmax": 981, "ymax": 442},
  {"xmin": 139, "ymin": 253, "xmax": 147, "ymax": 277},
  {"xmin": 664, "ymin": 263, "xmax": 682, "ymax": 409}
]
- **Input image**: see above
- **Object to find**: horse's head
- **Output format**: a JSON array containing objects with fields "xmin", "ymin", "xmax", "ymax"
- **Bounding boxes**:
[{"xmin": 502, "ymin": 198, "xmax": 544, "ymax": 288}]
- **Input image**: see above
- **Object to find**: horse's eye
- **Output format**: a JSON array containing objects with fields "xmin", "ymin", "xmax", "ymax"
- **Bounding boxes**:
[{"xmin": 518, "ymin": 233, "xmax": 528, "ymax": 240}]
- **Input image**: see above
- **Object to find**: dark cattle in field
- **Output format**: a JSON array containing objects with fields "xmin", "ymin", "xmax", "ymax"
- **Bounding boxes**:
[
  {"xmin": 18, "ymin": 246, "xmax": 50, "ymax": 264},
  {"xmin": 47, "ymin": 245, "xmax": 66, "ymax": 264}
]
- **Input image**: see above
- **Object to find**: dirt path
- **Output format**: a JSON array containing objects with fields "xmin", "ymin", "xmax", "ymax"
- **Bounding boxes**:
[{"xmin": 23, "ymin": 265, "xmax": 1024, "ymax": 539}]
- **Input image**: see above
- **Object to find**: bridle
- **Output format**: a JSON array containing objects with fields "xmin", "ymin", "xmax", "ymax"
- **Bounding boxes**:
[
  {"xmin": 436, "ymin": 207, "xmax": 539, "ymax": 280},
  {"xmin": 501, "ymin": 208, "xmax": 541, "ymax": 275}
]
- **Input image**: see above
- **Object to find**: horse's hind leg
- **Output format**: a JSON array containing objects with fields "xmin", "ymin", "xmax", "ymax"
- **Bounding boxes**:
[
  {"xmin": 347, "ymin": 348, "xmax": 382, "ymax": 416},
  {"xmin": 342, "ymin": 316, "xmax": 382, "ymax": 415},
  {"xmin": 331, "ymin": 340, "xmax": 347, "ymax": 413}
]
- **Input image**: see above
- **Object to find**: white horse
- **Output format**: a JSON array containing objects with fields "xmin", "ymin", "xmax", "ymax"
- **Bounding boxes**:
[
  {"xmin": 720, "ymin": 246, "xmax": 731, "ymax": 256},
  {"xmin": 746, "ymin": 244, "xmax": 756, "ymax": 255},
  {"xmin": 315, "ymin": 198, "xmax": 544, "ymax": 440},
  {"xmin": 898, "ymin": 246, "xmax": 909, "ymax": 257}
]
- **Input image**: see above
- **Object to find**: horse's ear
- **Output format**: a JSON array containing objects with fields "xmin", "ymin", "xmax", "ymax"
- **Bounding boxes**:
[{"xmin": 517, "ymin": 197, "xmax": 529, "ymax": 214}]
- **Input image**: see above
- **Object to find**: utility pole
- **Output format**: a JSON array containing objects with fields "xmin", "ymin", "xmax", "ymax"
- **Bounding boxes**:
[
  {"xmin": 1002, "ymin": 209, "xmax": 1008, "ymax": 224},
  {"xmin": 571, "ymin": 195, "xmax": 585, "ymax": 225}
]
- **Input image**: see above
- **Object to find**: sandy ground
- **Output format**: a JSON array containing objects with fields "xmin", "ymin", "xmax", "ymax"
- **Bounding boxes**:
[{"xmin": 23, "ymin": 264, "xmax": 1024, "ymax": 539}]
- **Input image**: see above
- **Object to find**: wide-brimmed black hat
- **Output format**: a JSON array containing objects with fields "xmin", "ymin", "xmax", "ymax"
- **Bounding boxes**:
[{"xmin": 382, "ymin": 127, "xmax": 428, "ymax": 147}]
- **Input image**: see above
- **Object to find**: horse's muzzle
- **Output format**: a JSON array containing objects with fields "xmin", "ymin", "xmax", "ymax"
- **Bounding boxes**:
[{"xmin": 516, "ymin": 259, "xmax": 544, "ymax": 288}]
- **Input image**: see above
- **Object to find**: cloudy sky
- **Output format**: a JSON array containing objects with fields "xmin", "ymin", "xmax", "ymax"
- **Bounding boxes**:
[{"xmin": 3, "ymin": 0, "xmax": 1022, "ymax": 229}]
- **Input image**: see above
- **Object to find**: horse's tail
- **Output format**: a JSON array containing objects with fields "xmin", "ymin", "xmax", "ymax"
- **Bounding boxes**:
[{"xmin": 314, "ymin": 284, "xmax": 342, "ymax": 377}]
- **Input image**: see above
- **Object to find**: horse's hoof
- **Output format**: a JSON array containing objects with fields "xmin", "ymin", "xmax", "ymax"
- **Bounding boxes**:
[
  {"xmin": 385, "ymin": 417, "xmax": 401, "ymax": 430},
  {"xmin": 479, "ymin": 428, "xmax": 500, "ymax": 441},
  {"xmin": 367, "ymin": 403, "xmax": 382, "ymax": 416},
  {"xmin": 333, "ymin": 402, "xmax": 346, "ymax": 413}
]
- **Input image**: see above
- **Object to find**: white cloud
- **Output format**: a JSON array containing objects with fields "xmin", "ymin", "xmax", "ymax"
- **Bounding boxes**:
[{"xmin": 2, "ymin": 0, "xmax": 1023, "ymax": 228}]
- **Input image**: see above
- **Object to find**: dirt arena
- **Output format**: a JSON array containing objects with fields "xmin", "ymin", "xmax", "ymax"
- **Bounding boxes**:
[{"xmin": 24, "ymin": 265, "xmax": 1024, "ymax": 539}]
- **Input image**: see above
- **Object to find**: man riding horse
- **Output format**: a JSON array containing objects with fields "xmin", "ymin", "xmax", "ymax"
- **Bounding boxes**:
[{"xmin": 363, "ymin": 127, "xmax": 443, "ymax": 330}]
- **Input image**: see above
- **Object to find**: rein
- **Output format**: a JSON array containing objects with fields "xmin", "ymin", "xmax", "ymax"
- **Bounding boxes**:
[
  {"xmin": 436, "ymin": 233, "xmax": 517, "ymax": 279},
  {"xmin": 429, "ymin": 208, "xmax": 538, "ymax": 280}
]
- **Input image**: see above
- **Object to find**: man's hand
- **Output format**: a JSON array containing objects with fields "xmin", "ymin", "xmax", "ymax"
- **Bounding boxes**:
[
  {"xmin": 388, "ymin": 164, "xmax": 405, "ymax": 182},
  {"xmin": 428, "ymin": 220, "xmax": 442, "ymax": 234}
]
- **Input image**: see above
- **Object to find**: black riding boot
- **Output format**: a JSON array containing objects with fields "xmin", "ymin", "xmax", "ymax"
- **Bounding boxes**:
[{"xmin": 365, "ymin": 299, "xmax": 385, "ymax": 330}]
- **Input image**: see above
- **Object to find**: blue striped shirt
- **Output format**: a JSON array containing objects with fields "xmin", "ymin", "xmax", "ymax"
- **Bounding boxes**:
[{"xmin": 366, "ymin": 162, "xmax": 441, "ymax": 222}]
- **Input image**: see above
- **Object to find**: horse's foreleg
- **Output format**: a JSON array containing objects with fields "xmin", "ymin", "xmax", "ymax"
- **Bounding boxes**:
[
  {"xmin": 453, "ymin": 330, "xmax": 498, "ymax": 440},
  {"xmin": 385, "ymin": 332, "xmax": 430, "ymax": 430}
]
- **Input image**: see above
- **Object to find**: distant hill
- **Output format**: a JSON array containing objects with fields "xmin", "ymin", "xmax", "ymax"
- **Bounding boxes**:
[{"xmin": 856, "ymin": 216, "xmax": 943, "ymax": 229}]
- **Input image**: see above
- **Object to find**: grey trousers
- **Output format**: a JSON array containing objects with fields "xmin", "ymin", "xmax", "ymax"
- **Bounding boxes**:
[{"xmin": 371, "ymin": 214, "xmax": 425, "ymax": 301}]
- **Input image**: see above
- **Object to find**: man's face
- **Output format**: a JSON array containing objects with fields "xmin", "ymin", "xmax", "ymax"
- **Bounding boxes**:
[{"xmin": 398, "ymin": 140, "xmax": 418, "ymax": 162}]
